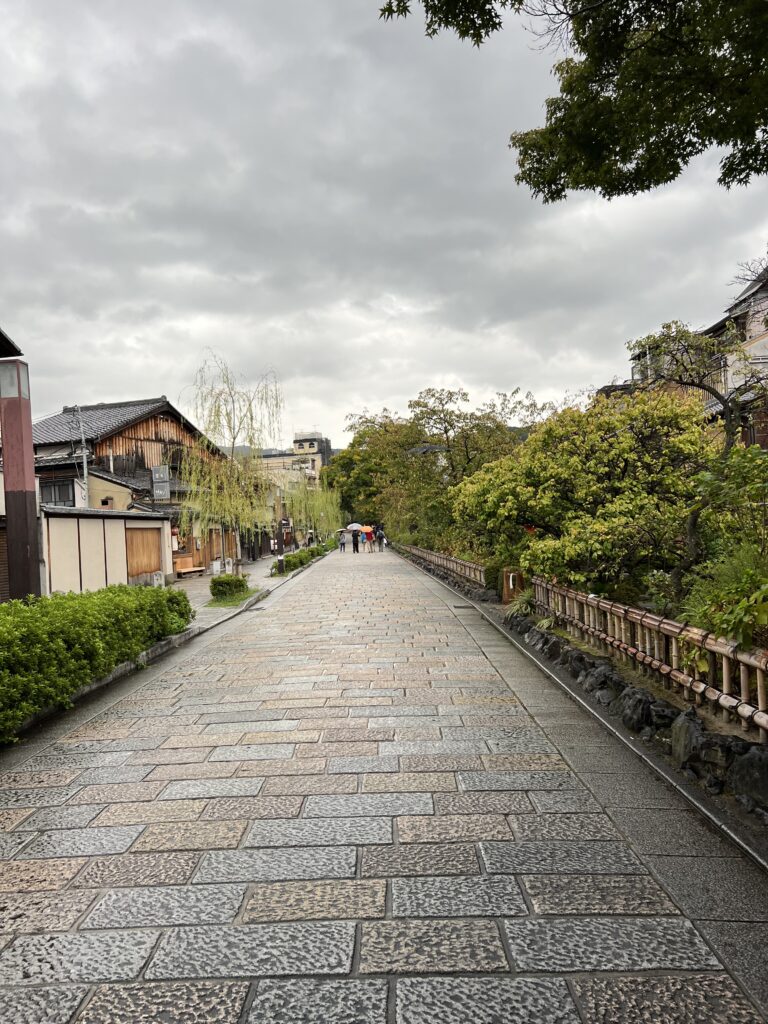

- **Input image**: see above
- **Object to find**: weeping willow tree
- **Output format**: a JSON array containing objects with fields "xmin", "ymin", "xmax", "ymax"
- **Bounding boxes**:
[
  {"xmin": 286, "ymin": 476, "xmax": 343, "ymax": 542},
  {"xmin": 179, "ymin": 353, "xmax": 282, "ymax": 548}
]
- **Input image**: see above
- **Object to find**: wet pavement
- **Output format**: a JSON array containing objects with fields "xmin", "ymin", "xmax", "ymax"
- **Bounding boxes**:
[{"xmin": 0, "ymin": 550, "xmax": 766, "ymax": 1022}]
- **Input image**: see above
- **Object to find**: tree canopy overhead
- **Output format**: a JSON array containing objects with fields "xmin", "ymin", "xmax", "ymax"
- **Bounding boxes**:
[{"xmin": 378, "ymin": 0, "xmax": 768, "ymax": 201}]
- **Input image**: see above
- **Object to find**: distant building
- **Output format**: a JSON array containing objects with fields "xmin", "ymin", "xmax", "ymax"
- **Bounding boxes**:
[{"xmin": 261, "ymin": 430, "xmax": 333, "ymax": 487}]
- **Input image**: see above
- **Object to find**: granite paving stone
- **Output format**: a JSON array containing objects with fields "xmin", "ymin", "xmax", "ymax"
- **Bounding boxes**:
[
  {"xmin": 522, "ymin": 873, "xmax": 679, "ymax": 915},
  {"xmin": 21, "ymin": 752, "xmax": 129, "ymax": 770},
  {"xmin": 646, "ymin": 856, "xmax": 768, "ymax": 920},
  {"xmin": 0, "ymin": 770, "xmax": 81, "ymax": 788},
  {"xmin": 434, "ymin": 792, "xmax": 533, "ymax": 815},
  {"xmin": 362, "ymin": 772, "xmax": 456, "ymax": 793},
  {"xmin": 262, "ymin": 774, "xmax": 358, "ymax": 795},
  {"xmin": 398, "ymin": 813, "xmax": 512, "ymax": 843},
  {"xmin": 481, "ymin": 840, "xmax": 644, "ymax": 874},
  {"xmin": 72, "ymin": 766, "xmax": 153, "ymax": 785},
  {"xmin": 82, "ymin": 883, "xmax": 246, "ymax": 928},
  {"xmin": 75, "ymin": 981, "xmax": 249, "ymax": 1024},
  {"xmin": 0, "ymin": 833, "xmax": 33, "ymax": 859},
  {"xmin": 127, "ymin": 748, "xmax": 211, "ymax": 765},
  {"xmin": 0, "ymin": 857, "xmax": 87, "ymax": 892},
  {"xmin": 0, "ymin": 929, "xmax": 159, "ymax": 984},
  {"xmin": 0, "ymin": 986, "xmax": 88, "ymax": 1024},
  {"xmin": 503, "ymin": 917, "xmax": 720, "ymax": 972},
  {"xmin": 238, "ymin": 757, "xmax": 327, "ymax": 776},
  {"xmin": 195, "ymin": 846, "xmax": 357, "ymax": 883},
  {"xmin": 572, "ymin": 973, "xmax": 763, "ymax": 1023},
  {"xmin": 608, "ymin": 807, "xmax": 735, "ymax": 856},
  {"xmin": 209, "ymin": 743, "xmax": 296, "ymax": 762},
  {"xmin": 249, "ymin": 979, "xmax": 388, "ymax": 1024},
  {"xmin": 396, "ymin": 977, "xmax": 580, "ymax": 1024},
  {"xmin": 393, "ymin": 875, "xmax": 527, "ymax": 917},
  {"xmin": 0, "ymin": 535, "xmax": 761, "ymax": 1019},
  {"xmin": 72, "ymin": 851, "xmax": 199, "ymax": 888},
  {"xmin": 146, "ymin": 762, "xmax": 240, "ymax": 781},
  {"xmin": 0, "ymin": 890, "xmax": 97, "ymax": 933},
  {"xmin": 694, "ymin": 921, "xmax": 768, "ymax": 1013},
  {"xmin": 18, "ymin": 825, "xmax": 144, "ymax": 859},
  {"xmin": 382, "ymin": 741, "xmax": 490, "ymax": 756},
  {"xmin": 132, "ymin": 819, "xmax": 246, "ymax": 852},
  {"xmin": 509, "ymin": 813, "xmax": 621, "ymax": 841},
  {"xmin": 145, "ymin": 922, "xmax": 355, "ymax": 979},
  {"xmin": 245, "ymin": 816, "xmax": 392, "ymax": 846},
  {"xmin": 94, "ymin": 799, "xmax": 208, "ymax": 826},
  {"xmin": 14, "ymin": 803, "xmax": 105, "ymax": 831},
  {"xmin": 481, "ymin": 753, "xmax": 570, "ymax": 771},
  {"xmin": 360, "ymin": 919, "xmax": 507, "ymax": 973},
  {"xmin": 328, "ymin": 756, "xmax": 399, "ymax": 774},
  {"xmin": 243, "ymin": 879, "xmax": 386, "ymax": 922},
  {"xmin": 0, "ymin": 808, "xmax": 33, "ymax": 831},
  {"xmin": 241, "ymin": 730, "xmax": 321, "ymax": 744},
  {"xmin": 159, "ymin": 778, "xmax": 265, "ymax": 799},
  {"xmin": 305, "ymin": 793, "xmax": 433, "ymax": 817},
  {"xmin": 459, "ymin": 771, "xmax": 582, "ymax": 791},
  {"xmin": 362, "ymin": 843, "xmax": 479, "ymax": 878},
  {"xmin": 0, "ymin": 785, "xmax": 80, "ymax": 808},
  {"xmin": 201, "ymin": 795, "xmax": 304, "ymax": 820},
  {"xmin": 68, "ymin": 781, "xmax": 165, "ymax": 805},
  {"xmin": 580, "ymin": 771, "xmax": 688, "ymax": 809},
  {"xmin": 528, "ymin": 790, "xmax": 603, "ymax": 813}
]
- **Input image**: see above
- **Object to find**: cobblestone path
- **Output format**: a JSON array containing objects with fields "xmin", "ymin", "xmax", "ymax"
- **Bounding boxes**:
[{"xmin": 0, "ymin": 551, "xmax": 767, "ymax": 1022}]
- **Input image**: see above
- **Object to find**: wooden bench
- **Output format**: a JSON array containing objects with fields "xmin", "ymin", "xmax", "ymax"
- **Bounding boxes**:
[{"xmin": 174, "ymin": 555, "xmax": 205, "ymax": 578}]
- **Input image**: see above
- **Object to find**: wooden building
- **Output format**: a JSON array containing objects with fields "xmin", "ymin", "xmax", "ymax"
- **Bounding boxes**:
[{"xmin": 32, "ymin": 397, "xmax": 237, "ymax": 575}]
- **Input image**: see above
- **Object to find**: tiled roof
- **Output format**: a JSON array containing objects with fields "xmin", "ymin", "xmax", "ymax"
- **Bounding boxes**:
[{"xmin": 32, "ymin": 398, "xmax": 169, "ymax": 446}]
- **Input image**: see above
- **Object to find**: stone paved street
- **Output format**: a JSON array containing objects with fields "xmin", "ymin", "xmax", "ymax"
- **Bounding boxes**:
[{"xmin": 0, "ymin": 551, "xmax": 767, "ymax": 1022}]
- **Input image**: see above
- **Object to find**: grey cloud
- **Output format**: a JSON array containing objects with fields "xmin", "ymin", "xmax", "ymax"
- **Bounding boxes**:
[{"xmin": 1, "ymin": 0, "xmax": 767, "ymax": 445}]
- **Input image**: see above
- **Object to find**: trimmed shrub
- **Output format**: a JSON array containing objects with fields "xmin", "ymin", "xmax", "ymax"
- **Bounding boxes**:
[
  {"xmin": 209, "ymin": 573, "xmax": 249, "ymax": 599},
  {"xmin": 0, "ymin": 585, "xmax": 194, "ymax": 743}
]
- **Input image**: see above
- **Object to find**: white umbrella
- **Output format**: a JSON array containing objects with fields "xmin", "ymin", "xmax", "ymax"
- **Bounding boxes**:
[{"xmin": 346, "ymin": 522, "xmax": 363, "ymax": 530}]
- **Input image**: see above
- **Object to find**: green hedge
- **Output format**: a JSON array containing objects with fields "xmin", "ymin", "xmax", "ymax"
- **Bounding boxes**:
[
  {"xmin": 209, "ymin": 573, "xmax": 249, "ymax": 598},
  {"xmin": 0, "ymin": 586, "xmax": 194, "ymax": 743},
  {"xmin": 272, "ymin": 540, "xmax": 335, "ymax": 575}
]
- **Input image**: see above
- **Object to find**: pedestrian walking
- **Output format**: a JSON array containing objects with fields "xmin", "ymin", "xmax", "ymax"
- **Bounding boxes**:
[
  {"xmin": 351, "ymin": 529, "xmax": 360, "ymax": 554},
  {"xmin": 365, "ymin": 528, "xmax": 374, "ymax": 553},
  {"xmin": 376, "ymin": 526, "xmax": 385, "ymax": 552},
  {"xmin": 339, "ymin": 531, "xmax": 346, "ymax": 553}
]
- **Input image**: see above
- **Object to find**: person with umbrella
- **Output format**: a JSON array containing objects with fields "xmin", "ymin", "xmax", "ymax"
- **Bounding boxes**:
[{"xmin": 347, "ymin": 522, "xmax": 363, "ymax": 554}]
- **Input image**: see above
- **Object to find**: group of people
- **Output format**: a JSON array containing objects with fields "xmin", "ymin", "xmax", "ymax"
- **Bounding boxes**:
[{"xmin": 339, "ymin": 524, "xmax": 386, "ymax": 553}]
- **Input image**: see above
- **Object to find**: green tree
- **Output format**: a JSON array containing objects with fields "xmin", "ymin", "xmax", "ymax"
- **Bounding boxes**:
[
  {"xmin": 323, "ymin": 389, "xmax": 522, "ymax": 545},
  {"xmin": 378, "ymin": 0, "xmax": 768, "ymax": 200},
  {"xmin": 452, "ymin": 390, "xmax": 716, "ymax": 592},
  {"xmin": 180, "ymin": 353, "xmax": 282, "ymax": 544}
]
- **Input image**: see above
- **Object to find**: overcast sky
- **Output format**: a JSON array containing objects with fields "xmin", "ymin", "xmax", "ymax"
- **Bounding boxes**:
[{"xmin": 2, "ymin": 1, "xmax": 767, "ymax": 449}]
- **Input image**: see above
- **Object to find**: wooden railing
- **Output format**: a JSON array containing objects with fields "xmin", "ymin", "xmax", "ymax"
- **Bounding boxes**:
[
  {"xmin": 532, "ymin": 576, "xmax": 768, "ymax": 742},
  {"xmin": 398, "ymin": 545, "xmax": 486, "ymax": 587}
]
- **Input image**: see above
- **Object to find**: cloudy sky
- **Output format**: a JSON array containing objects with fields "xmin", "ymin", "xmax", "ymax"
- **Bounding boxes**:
[{"xmin": 2, "ymin": 1, "xmax": 767, "ymax": 449}]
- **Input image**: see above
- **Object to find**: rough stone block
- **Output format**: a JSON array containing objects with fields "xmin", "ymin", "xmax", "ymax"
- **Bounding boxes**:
[
  {"xmin": 393, "ymin": 875, "xmax": 527, "ymax": 918},
  {"xmin": 396, "ymin": 977, "xmax": 580, "ymax": 1024},
  {"xmin": 146, "ymin": 922, "xmax": 355, "ymax": 979},
  {"xmin": 480, "ymin": 840, "xmax": 643, "ymax": 874},
  {"xmin": 504, "ymin": 917, "xmax": 720, "ymax": 972},
  {"xmin": 360, "ymin": 919, "xmax": 507, "ymax": 973},
  {"xmin": 249, "ymin": 979, "xmax": 388, "ymax": 1024}
]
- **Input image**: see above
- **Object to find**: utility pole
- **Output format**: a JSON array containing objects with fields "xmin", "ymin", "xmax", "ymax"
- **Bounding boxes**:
[{"xmin": 74, "ymin": 404, "xmax": 89, "ymax": 506}]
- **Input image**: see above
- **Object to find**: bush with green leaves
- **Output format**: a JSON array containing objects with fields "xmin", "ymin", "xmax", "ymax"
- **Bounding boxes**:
[
  {"xmin": 209, "ymin": 573, "xmax": 249, "ymax": 599},
  {"xmin": 0, "ymin": 585, "xmax": 194, "ymax": 743},
  {"xmin": 682, "ymin": 544, "xmax": 768, "ymax": 645}
]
